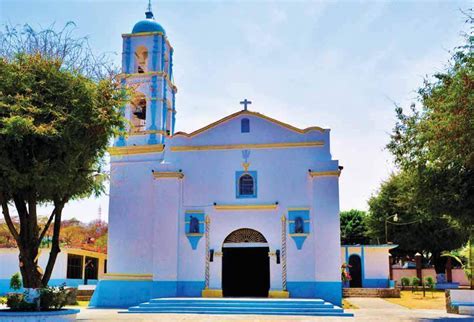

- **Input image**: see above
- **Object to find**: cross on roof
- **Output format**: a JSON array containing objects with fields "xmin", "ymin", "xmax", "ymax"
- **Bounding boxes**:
[{"xmin": 240, "ymin": 99, "xmax": 252, "ymax": 111}]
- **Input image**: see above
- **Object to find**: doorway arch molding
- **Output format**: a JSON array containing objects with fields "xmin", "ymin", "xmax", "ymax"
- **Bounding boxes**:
[{"xmin": 223, "ymin": 228, "xmax": 267, "ymax": 244}]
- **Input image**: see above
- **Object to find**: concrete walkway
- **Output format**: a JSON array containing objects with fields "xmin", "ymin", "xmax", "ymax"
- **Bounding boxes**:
[{"xmin": 74, "ymin": 298, "xmax": 473, "ymax": 322}]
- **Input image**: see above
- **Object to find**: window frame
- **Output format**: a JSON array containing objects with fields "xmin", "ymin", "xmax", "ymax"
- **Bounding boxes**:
[
  {"xmin": 235, "ymin": 171, "xmax": 257, "ymax": 198},
  {"xmin": 66, "ymin": 254, "xmax": 84, "ymax": 280}
]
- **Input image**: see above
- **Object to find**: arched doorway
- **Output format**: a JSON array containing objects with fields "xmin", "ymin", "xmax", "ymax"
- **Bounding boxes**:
[
  {"xmin": 222, "ymin": 228, "xmax": 270, "ymax": 297},
  {"xmin": 349, "ymin": 254, "xmax": 362, "ymax": 287}
]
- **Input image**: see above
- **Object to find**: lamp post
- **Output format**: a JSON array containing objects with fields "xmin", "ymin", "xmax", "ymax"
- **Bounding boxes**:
[{"xmin": 385, "ymin": 214, "xmax": 398, "ymax": 244}]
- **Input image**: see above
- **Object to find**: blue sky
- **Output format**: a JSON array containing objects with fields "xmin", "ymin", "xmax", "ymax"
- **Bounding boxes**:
[{"xmin": 1, "ymin": 0, "xmax": 470, "ymax": 222}]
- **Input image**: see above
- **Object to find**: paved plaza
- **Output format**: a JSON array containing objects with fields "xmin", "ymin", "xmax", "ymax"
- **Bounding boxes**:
[{"xmin": 74, "ymin": 298, "xmax": 473, "ymax": 322}]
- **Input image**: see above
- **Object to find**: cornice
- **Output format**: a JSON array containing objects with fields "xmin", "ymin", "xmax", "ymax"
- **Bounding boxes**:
[
  {"xmin": 171, "ymin": 141, "xmax": 324, "ymax": 152},
  {"xmin": 213, "ymin": 204, "xmax": 278, "ymax": 211},
  {"xmin": 108, "ymin": 144, "xmax": 164, "ymax": 156},
  {"xmin": 308, "ymin": 170, "xmax": 341, "ymax": 178},
  {"xmin": 173, "ymin": 110, "xmax": 328, "ymax": 138},
  {"xmin": 103, "ymin": 273, "xmax": 153, "ymax": 281},
  {"xmin": 152, "ymin": 171, "xmax": 184, "ymax": 179}
]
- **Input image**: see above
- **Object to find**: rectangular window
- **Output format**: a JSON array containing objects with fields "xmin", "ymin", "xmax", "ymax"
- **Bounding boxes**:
[
  {"xmin": 67, "ymin": 254, "xmax": 83, "ymax": 279},
  {"xmin": 241, "ymin": 118, "xmax": 250, "ymax": 133},
  {"xmin": 104, "ymin": 259, "xmax": 107, "ymax": 274}
]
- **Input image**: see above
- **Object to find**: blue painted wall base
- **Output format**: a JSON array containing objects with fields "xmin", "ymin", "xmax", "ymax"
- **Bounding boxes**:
[
  {"xmin": 287, "ymin": 281, "xmax": 342, "ymax": 306},
  {"xmin": 90, "ymin": 280, "xmax": 342, "ymax": 308},
  {"xmin": 89, "ymin": 280, "xmax": 206, "ymax": 308},
  {"xmin": 0, "ymin": 278, "xmax": 98, "ymax": 295}
]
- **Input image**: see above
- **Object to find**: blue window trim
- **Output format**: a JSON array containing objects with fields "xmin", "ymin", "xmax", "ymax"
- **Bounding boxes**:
[
  {"xmin": 235, "ymin": 171, "xmax": 257, "ymax": 198},
  {"xmin": 241, "ymin": 118, "xmax": 250, "ymax": 133}
]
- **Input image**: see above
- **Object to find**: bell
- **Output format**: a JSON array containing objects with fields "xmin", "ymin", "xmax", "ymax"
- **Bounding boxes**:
[{"xmin": 133, "ymin": 106, "xmax": 146, "ymax": 120}]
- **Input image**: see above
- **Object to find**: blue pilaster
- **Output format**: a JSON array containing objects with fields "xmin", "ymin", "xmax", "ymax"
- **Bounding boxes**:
[
  {"xmin": 116, "ymin": 78, "xmax": 127, "ymax": 147},
  {"xmin": 361, "ymin": 245, "xmax": 366, "ymax": 287},
  {"xmin": 152, "ymin": 34, "xmax": 159, "ymax": 71},
  {"xmin": 172, "ymin": 91, "xmax": 176, "ymax": 134},
  {"xmin": 124, "ymin": 37, "xmax": 131, "ymax": 73}
]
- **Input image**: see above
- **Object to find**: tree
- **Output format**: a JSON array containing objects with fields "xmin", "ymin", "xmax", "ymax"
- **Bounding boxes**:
[
  {"xmin": 0, "ymin": 23, "xmax": 126, "ymax": 289},
  {"xmin": 366, "ymin": 172, "xmax": 469, "ymax": 273},
  {"xmin": 387, "ymin": 12, "xmax": 474, "ymax": 227},
  {"xmin": 340, "ymin": 209, "xmax": 370, "ymax": 245}
]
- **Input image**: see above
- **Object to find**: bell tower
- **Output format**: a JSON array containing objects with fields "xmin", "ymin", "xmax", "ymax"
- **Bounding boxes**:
[{"xmin": 116, "ymin": 1, "xmax": 177, "ymax": 147}]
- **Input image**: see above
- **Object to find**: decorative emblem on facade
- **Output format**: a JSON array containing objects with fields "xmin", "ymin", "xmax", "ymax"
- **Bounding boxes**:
[{"xmin": 241, "ymin": 150, "xmax": 250, "ymax": 172}]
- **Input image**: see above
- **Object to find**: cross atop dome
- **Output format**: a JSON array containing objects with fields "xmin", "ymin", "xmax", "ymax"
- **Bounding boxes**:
[{"xmin": 145, "ymin": 0, "xmax": 154, "ymax": 19}]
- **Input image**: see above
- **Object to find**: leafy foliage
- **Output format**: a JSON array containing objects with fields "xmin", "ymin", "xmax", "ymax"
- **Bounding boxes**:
[
  {"xmin": 0, "ymin": 23, "xmax": 127, "ymax": 289},
  {"xmin": 340, "ymin": 209, "xmax": 370, "ymax": 245},
  {"xmin": 366, "ymin": 172, "xmax": 469, "ymax": 272},
  {"xmin": 401, "ymin": 277, "xmax": 411, "ymax": 288},
  {"xmin": 386, "ymin": 13, "xmax": 474, "ymax": 227},
  {"xmin": 5, "ymin": 284, "xmax": 72, "ymax": 311},
  {"xmin": 9, "ymin": 272, "xmax": 22, "ymax": 291}
]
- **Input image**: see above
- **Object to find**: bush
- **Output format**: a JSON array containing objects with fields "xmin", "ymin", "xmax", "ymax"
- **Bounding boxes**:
[
  {"xmin": 39, "ymin": 284, "xmax": 68, "ymax": 310},
  {"xmin": 425, "ymin": 276, "xmax": 435, "ymax": 289},
  {"xmin": 9, "ymin": 273, "xmax": 22, "ymax": 291},
  {"xmin": 401, "ymin": 277, "xmax": 411, "ymax": 288},
  {"xmin": 5, "ymin": 293, "xmax": 35, "ymax": 311},
  {"xmin": 64, "ymin": 287, "xmax": 78, "ymax": 305},
  {"xmin": 412, "ymin": 277, "xmax": 421, "ymax": 287},
  {"xmin": 5, "ymin": 283, "xmax": 69, "ymax": 311}
]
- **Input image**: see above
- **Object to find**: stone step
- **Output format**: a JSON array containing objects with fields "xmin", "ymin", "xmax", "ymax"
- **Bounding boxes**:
[
  {"xmin": 128, "ymin": 298, "xmax": 353, "ymax": 317},
  {"xmin": 77, "ymin": 290, "xmax": 95, "ymax": 296},
  {"xmin": 140, "ymin": 302, "xmax": 333, "ymax": 309},
  {"xmin": 149, "ymin": 298, "xmax": 326, "ymax": 305}
]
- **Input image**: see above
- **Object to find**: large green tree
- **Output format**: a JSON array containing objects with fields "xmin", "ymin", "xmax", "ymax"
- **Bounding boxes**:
[
  {"xmin": 366, "ymin": 172, "xmax": 469, "ymax": 273},
  {"xmin": 386, "ymin": 14, "xmax": 474, "ymax": 227},
  {"xmin": 0, "ymin": 24, "xmax": 126, "ymax": 288},
  {"xmin": 340, "ymin": 209, "xmax": 370, "ymax": 245}
]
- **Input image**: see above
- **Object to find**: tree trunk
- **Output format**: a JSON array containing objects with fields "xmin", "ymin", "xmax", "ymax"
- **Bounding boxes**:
[
  {"xmin": 433, "ymin": 252, "xmax": 447, "ymax": 274},
  {"xmin": 41, "ymin": 199, "xmax": 65, "ymax": 286},
  {"xmin": 1, "ymin": 192, "xmax": 67, "ymax": 289}
]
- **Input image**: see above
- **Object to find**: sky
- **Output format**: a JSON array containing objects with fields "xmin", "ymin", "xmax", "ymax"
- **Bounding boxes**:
[{"xmin": 0, "ymin": 0, "xmax": 470, "ymax": 222}]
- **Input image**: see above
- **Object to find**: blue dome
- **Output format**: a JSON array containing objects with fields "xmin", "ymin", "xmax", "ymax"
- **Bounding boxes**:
[{"xmin": 132, "ymin": 19, "xmax": 166, "ymax": 34}]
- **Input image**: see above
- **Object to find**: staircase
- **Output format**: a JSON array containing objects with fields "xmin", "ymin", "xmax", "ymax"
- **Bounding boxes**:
[
  {"xmin": 128, "ymin": 298, "xmax": 353, "ymax": 317},
  {"xmin": 77, "ymin": 289, "xmax": 95, "ymax": 301}
]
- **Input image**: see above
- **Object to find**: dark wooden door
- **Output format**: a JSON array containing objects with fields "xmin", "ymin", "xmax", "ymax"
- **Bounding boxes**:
[{"xmin": 222, "ymin": 247, "xmax": 270, "ymax": 297}]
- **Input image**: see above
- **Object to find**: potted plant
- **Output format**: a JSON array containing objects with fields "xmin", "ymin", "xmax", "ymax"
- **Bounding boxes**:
[{"xmin": 341, "ymin": 263, "xmax": 352, "ymax": 288}]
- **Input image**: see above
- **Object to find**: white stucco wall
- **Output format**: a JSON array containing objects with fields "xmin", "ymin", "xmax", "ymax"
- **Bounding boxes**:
[{"xmin": 108, "ymin": 110, "xmax": 342, "ymax": 293}]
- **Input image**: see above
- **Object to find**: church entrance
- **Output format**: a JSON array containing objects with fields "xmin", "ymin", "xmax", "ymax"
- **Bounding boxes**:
[{"xmin": 222, "ymin": 228, "xmax": 270, "ymax": 297}]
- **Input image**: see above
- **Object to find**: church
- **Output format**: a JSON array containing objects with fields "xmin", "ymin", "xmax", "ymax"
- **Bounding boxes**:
[{"xmin": 90, "ymin": 5, "xmax": 344, "ymax": 309}]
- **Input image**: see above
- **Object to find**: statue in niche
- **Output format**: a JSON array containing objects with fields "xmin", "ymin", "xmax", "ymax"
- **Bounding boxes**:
[
  {"xmin": 295, "ymin": 217, "xmax": 304, "ymax": 234},
  {"xmin": 189, "ymin": 216, "xmax": 200, "ymax": 234}
]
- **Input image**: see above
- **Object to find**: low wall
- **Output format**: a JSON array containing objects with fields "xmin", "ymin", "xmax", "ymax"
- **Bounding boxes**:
[
  {"xmin": 392, "ymin": 268, "xmax": 469, "ymax": 286},
  {"xmin": 343, "ymin": 288, "xmax": 400, "ymax": 298}
]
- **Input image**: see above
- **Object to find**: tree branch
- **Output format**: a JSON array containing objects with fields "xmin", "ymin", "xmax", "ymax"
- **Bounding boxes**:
[
  {"xmin": 37, "ymin": 208, "xmax": 56, "ymax": 248},
  {"xmin": 0, "ymin": 193, "xmax": 20, "ymax": 243}
]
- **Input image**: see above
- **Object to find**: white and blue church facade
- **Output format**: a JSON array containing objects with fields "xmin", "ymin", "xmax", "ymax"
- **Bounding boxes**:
[{"xmin": 90, "ymin": 7, "xmax": 345, "ymax": 308}]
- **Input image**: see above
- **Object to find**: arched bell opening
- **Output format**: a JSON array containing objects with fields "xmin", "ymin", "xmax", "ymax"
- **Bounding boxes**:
[
  {"xmin": 134, "ymin": 46, "xmax": 149, "ymax": 73},
  {"xmin": 130, "ymin": 93, "xmax": 147, "ymax": 133},
  {"xmin": 222, "ymin": 228, "xmax": 270, "ymax": 297}
]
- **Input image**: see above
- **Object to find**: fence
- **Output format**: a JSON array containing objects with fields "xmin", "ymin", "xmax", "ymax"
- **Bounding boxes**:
[{"xmin": 392, "ymin": 268, "xmax": 469, "ymax": 286}]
